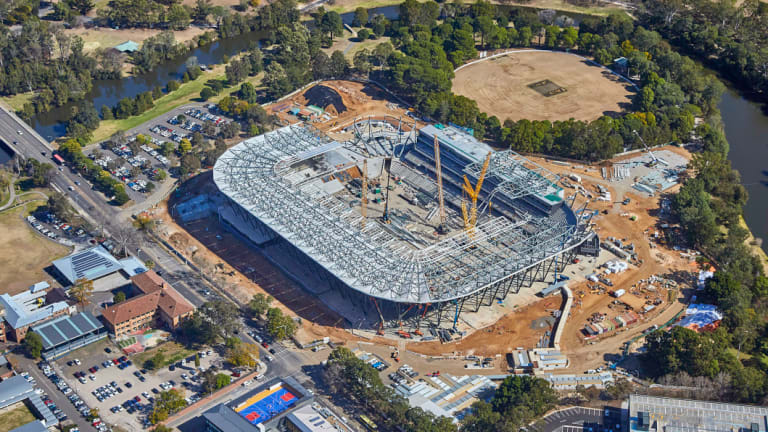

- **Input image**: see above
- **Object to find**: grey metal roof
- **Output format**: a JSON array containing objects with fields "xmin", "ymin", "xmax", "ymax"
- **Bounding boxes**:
[
  {"xmin": 10, "ymin": 421, "xmax": 48, "ymax": 432},
  {"xmin": 203, "ymin": 404, "xmax": 259, "ymax": 432},
  {"xmin": 0, "ymin": 376, "xmax": 33, "ymax": 409},
  {"xmin": 32, "ymin": 311, "xmax": 104, "ymax": 350},
  {"xmin": 52, "ymin": 246, "xmax": 122, "ymax": 284},
  {"xmin": 630, "ymin": 394, "xmax": 768, "ymax": 432}
]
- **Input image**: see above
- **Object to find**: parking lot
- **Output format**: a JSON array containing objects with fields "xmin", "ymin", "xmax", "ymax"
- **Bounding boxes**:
[
  {"xmin": 150, "ymin": 106, "xmax": 231, "ymax": 144},
  {"xmin": 55, "ymin": 339, "xmax": 224, "ymax": 431}
]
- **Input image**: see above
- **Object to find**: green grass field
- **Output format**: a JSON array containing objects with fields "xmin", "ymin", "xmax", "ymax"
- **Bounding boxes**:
[
  {"xmin": 325, "ymin": 0, "xmax": 626, "ymax": 16},
  {"xmin": 88, "ymin": 67, "xmax": 263, "ymax": 144},
  {"xmin": 0, "ymin": 92, "xmax": 35, "ymax": 112},
  {"xmin": 0, "ymin": 403, "xmax": 38, "ymax": 431},
  {"xmin": 134, "ymin": 341, "xmax": 195, "ymax": 371}
]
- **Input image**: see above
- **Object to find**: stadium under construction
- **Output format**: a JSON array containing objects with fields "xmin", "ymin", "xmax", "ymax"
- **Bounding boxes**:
[{"xmin": 212, "ymin": 117, "xmax": 594, "ymax": 332}]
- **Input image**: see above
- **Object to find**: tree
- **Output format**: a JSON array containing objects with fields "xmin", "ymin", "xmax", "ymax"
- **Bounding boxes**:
[
  {"xmin": 329, "ymin": 50, "xmax": 348, "ymax": 77},
  {"xmin": 153, "ymin": 425, "xmax": 173, "ymax": 432},
  {"xmin": 238, "ymin": 82, "xmax": 258, "ymax": 104},
  {"xmin": 114, "ymin": 291, "xmax": 126, "ymax": 303},
  {"xmin": 199, "ymin": 300, "xmax": 241, "ymax": 339},
  {"xmin": 228, "ymin": 343, "xmax": 260, "ymax": 367},
  {"xmin": 352, "ymin": 7, "xmax": 368, "ymax": 27},
  {"xmin": 23, "ymin": 331, "xmax": 43, "ymax": 358},
  {"xmin": 71, "ymin": 278, "xmax": 94, "ymax": 305},
  {"xmin": 357, "ymin": 28, "xmax": 371, "ymax": 41},
  {"xmin": 178, "ymin": 138, "xmax": 192, "ymax": 154},
  {"xmin": 200, "ymin": 87, "xmax": 215, "ymax": 101},
  {"xmin": 215, "ymin": 373, "xmax": 231, "ymax": 389},
  {"xmin": 150, "ymin": 389, "xmax": 186, "ymax": 424},
  {"xmin": 491, "ymin": 375, "xmax": 557, "ymax": 419},
  {"xmin": 248, "ymin": 293, "xmax": 273, "ymax": 317},
  {"xmin": 67, "ymin": 0, "xmax": 95, "ymax": 15},
  {"xmin": 266, "ymin": 307, "xmax": 297, "ymax": 340},
  {"xmin": 195, "ymin": 353, "xmax": 201, "ymax": 367}
]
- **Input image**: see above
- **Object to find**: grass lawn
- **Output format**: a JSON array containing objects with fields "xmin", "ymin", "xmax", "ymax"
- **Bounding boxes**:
[
  {"xmin": 88, "ymin": 66, "xmax": 263, "ymax": 144},
  {"xmin": 0, "ymin": 201, "xmax": 71, "ymax": 295},
  {"xmin": 345, "ymin": 37, "xmax": 391, "ymax": 58},
  {"xmin": 0, "ymin": 92, "xmax": 35, "ymax": 112},
  {"xmin": 0, "ymin": 403, "xmax": 38, "ymax": 431},
  {"xmin": 134, "ymin": 341, "xmax": 195, "ymax": 371}
]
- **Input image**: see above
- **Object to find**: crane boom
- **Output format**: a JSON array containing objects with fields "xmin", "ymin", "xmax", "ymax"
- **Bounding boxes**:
[
  {"xmin": 434, "ymin": 136, "xmax": 447, "ymax": 233},
  {"xmin": 361, "ymin": 159, "xmax": 368, "ymax": 228},
  {"xmin": 461, "ymin": 152, "xmax": 493, "ymax": 238}
]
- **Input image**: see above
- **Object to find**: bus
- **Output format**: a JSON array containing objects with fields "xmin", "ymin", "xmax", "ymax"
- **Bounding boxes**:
[
  {"xmin": 53, "ymin": 154, "xmax": 65, "ymax": 165},
  {"xmin": 358, "ymin": 415, "xmax": 378, "ymax": 431}
]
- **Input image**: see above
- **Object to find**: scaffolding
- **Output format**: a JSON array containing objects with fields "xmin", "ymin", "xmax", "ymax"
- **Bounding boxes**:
[{"xmin": 213, "ymin": 123, "xmax": 593, "ymax": 327}]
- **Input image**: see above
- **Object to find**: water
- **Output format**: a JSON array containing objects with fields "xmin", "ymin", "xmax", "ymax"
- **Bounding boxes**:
[
  {"xmin": 719, "ymin": 89, "xmax": 768, "ymax": 250},
  {"xmin": 27, "ymin": 6, "xmax": 403, "ymax": 141},
  {"xmin": 29, "ymin": 30, "xmax": 267, "ymax": 140}
]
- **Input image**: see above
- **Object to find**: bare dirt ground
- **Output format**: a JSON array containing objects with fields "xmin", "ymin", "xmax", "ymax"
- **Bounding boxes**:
[
  {"xmin": 407, "ymin": 295, "xmax": 564, "ymax": 357},
  {"xmin": 0, "ymin": 203, "xmax": 71, "ymax": 295},
  {"xmin": 67, "ymin": 27, "xmax": 207, "ymax": 54},
  {"xmin": 269, "ymin": 80, "xmax": 421, "ymax": 132},
  {"xmin": 452, "ymin": 51, "xmax": 635, "ymax": 122}
]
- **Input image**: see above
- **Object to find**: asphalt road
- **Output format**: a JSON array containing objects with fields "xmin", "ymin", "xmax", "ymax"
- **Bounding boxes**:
[
  {"xmin": 532, "ymin": 407, "xmax": 624, "ymax": 432},
  {"xmin": 2, "ymin": 107, "xmax": 316, "ymax": 429}
]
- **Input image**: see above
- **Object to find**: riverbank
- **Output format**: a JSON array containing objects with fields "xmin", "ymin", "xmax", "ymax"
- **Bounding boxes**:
[
  {"xmin": 325, "ymin": 0, "xmax": 627, "ymax": 16},
  {"xmin": 87, "ymin": 67, "xmax": 264, "ymax": 145}
]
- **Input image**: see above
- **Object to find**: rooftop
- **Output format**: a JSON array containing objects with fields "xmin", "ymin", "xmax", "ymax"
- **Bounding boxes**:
[
  {"xmin": 213, "ymin": 123, "xmax": 588, "ymax": 304},
  {"xmin": 0, "ymin": 283, "xmax": 69, "ymax": 329},
  {"xmin": 114, "ymin": 40, "xmax": 139, "ymax": 52},
  {"xmin": 52, "ymin": 246, "xmax": 123, "ymax": 285},
  {"xmin": 31, "ymin": 311, "xmax": 105, "ymax": 351},
  {"xmin": 629, "ymin": 394, "xmax": 768, "ymax": 431},
  {"xmin": 101, "ymin": 270, "xmax": 194, "ymax": 326}
]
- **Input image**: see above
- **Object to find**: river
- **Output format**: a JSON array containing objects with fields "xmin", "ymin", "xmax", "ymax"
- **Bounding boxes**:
[
  {"xmin": 4, "ymin": 6, "xmax": 765, "ymax": 249},
  {"xmin": 719, "ymin": 89, "xmax": 768, "ymax": 251}
]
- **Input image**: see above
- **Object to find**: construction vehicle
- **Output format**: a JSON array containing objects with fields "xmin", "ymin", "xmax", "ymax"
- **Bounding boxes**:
[{"xmin": 461, "ymin": 152, "xmax": 492, "ymax": 238}]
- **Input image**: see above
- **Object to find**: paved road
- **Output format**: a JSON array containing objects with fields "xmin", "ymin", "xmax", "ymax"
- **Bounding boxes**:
[
  {"xmin": 2, "ymin": 107, "xmax": 318, "ymax": 429},
  {"xmin": 13, "ymin": 354, "xmax": 97, "ymax": 432},
  {"xmin": 532, "ymin": 407, "xmax": 623, "ymax": 432}
]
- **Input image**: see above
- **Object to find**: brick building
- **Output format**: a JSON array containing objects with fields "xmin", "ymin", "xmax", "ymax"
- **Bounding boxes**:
[{"xmin": 101, "ymin": 271, "xmax": 195, "ymax": 338}]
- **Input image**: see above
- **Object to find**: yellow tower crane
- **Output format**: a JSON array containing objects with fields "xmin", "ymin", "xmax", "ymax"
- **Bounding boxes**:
[
  {"xmin": 460, "ymin": 152, "xmax": 492, "ymax": 238},
  {"xmin": 434, "ymin": 136, "xmax": 447, "ymax": 234},
  {"xmin": 361, "ymin": 159, "xmax": 368, "ymax": 229}
]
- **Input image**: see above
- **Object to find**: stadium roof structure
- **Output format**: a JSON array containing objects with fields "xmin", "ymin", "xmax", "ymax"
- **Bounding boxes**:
[
  {"xmin": 213, "ymin": 123, "xmax": 589, "ymax": 304},
  {"xmin": 52, "ymin": 246, "xmax": 129, "ymax": 285},
  {"xmin": 31, "ymin": 311, "xmax": 104, "ymax": 351},
  {"xmin": 629, "ymin": 394, "xmax": 768, "ymax": 431}
]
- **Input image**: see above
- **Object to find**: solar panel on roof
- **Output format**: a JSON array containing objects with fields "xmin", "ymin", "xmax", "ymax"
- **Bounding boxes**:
[
  {"xmin": 40, "ymin": 326, "xmax": 65, "ymax": 348},
  {"xmin": 57, "ymin": 319, "xmax": 79, "ymax": 339},
  {"xmin": 70, "ymin": 313, "xmax": 96, "ymax": 332}
]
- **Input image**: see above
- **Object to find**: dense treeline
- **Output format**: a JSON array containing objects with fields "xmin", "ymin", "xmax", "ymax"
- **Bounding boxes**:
[
  {"xmin": 1, "ymin": 21, "xmax": 122, "ymax": 118},
  {"xmin": 641, "ymin": 0, "xmax": 768, "ymax": 99},
  {"xmin": 647, "ymin": 147, "xmax": 768, "ymax": 404},
  {"xmin": 360, "ymin": 0, "xmax": 725, "ymax": 161}
]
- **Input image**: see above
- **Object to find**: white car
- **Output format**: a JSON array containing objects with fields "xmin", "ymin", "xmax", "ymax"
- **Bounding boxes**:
[{"xmin": 17, "ymin": 130, "xmax": 22, "ymax": 135}]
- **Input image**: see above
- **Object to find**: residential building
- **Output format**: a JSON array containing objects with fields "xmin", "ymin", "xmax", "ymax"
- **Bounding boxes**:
[
  {"xmin": 0, "ymin": 282, "xmax": 73, "ymax": 342},
  {"xmin": 101, "ymin": 270, "xmax": 195, "ymax": 338}
]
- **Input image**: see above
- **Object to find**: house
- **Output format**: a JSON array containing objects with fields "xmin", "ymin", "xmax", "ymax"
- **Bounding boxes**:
[
  {"xmin": 101, "ymin": 270, "xmax": 195, "ymax": 338},
  {"xmin": 0, "ymin": 283, "xmax": 73, "ymax": 342}
]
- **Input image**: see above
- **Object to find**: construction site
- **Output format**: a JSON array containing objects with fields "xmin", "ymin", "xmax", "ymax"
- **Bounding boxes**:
[
  {"xmin": 157, "ymin": 81, "xmax": 700, "ymax": 377},
  {"xmin": 208, "ymin": 102, "xmax": 595, "ymax": 336}
]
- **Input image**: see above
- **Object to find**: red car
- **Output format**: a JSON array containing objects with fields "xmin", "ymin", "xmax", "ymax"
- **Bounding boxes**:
[
  {"xmin": 261, "ymin": 342, "xmax": 269, "ymax": 349},
  {"xmin": 231, "ymin": 372, "xmax": 241, "ymax": 378},
  {"xmin": 88, "ymin": 367, "xmax": 96, "ymax": 373},
  {"xmin": 134, "ymin": 396, "xmax": 141, "ymax": 403}
]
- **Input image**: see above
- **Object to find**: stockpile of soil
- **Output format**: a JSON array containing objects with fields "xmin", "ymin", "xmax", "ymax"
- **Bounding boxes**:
[{"xmin": 304, "ymin": 85, "xmax": 347, "ymax": 113}]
